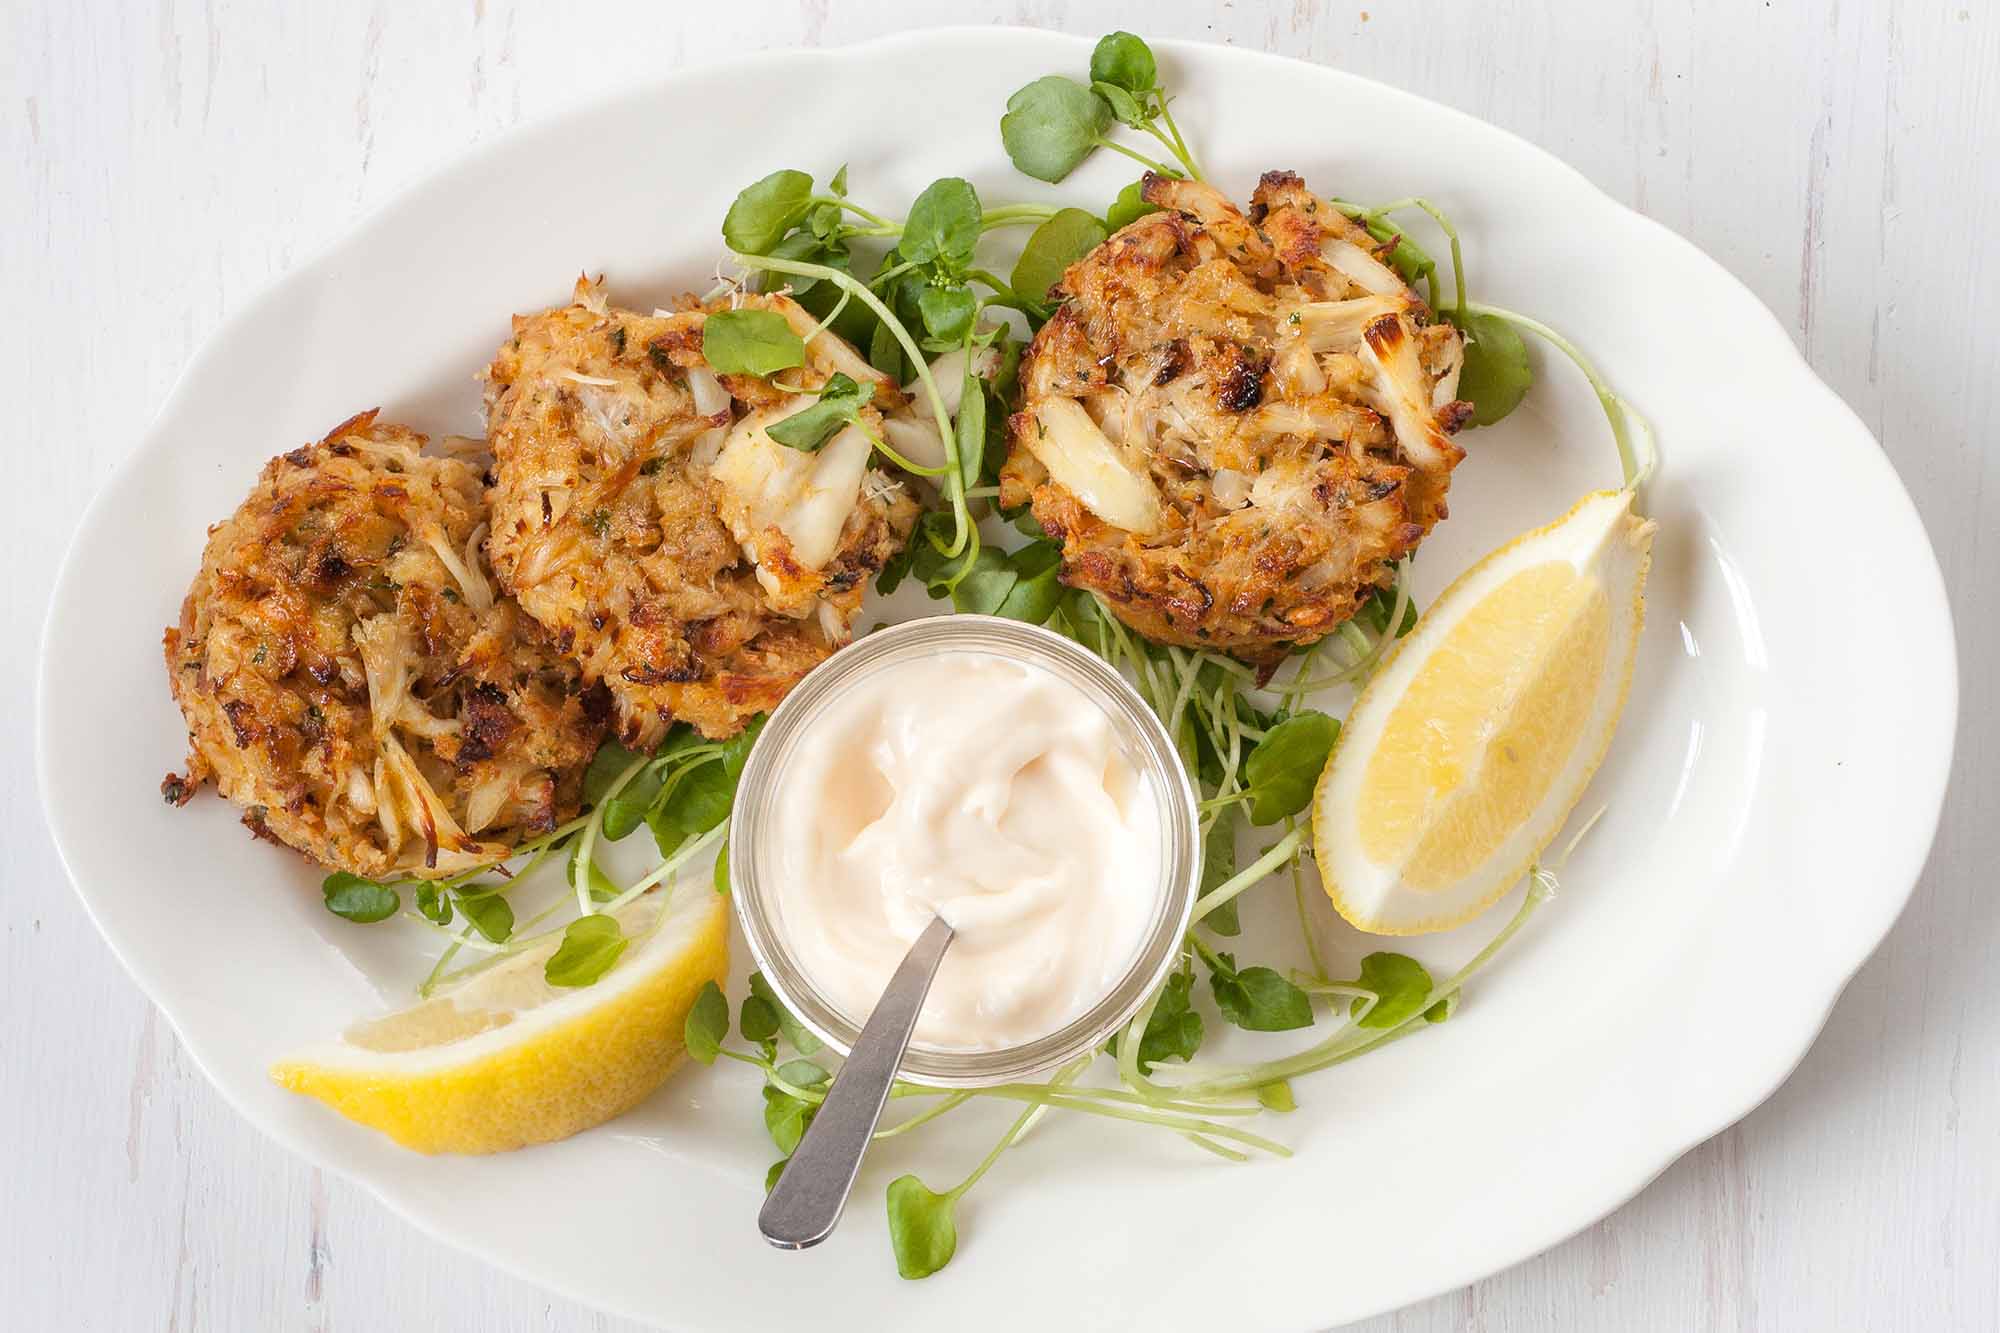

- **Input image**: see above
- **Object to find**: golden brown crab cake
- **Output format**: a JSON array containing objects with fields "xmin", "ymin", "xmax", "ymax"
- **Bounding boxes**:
[
  {"xmin": 162, "ymin": 411, "xmax": 606, "ymax": 880},
  {"xmin": 482, "ymin": 278, "xmax": 918, "ymax": 747},
  {"xmin": 1000, "ymin": 172, "xmax": 1472, "ymax": 666}
]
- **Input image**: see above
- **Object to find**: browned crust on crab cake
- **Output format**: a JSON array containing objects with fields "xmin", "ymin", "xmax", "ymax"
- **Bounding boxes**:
[
  {"xmin": 481, "ymin": 278, "xmax": 917, "ymax": 747},
  {"xmin": 999, "ymin": 172, "xmax": 1471, "ymax": 665},
  {"xmin": 162, "ymin": 411, "xmax": 605, "ymax": 879}
]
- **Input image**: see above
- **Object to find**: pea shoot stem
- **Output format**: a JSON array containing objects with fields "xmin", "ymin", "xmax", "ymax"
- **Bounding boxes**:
[
  {"xmin": 1464, "ymin": 301, "xmax": 1656, "ymax": 490},
  {"xmin": 1194, "ymin": 828, "xmax": 1305, "ymax": 923},
  {"xmin": 728, "ymin": 249, "xmax": 974, "ymax": 561},
  {"xmin": 571, "ymin": 754, "xmax": 646, "ymax": 917},
  {"xmin": 1095, "ymin": 136, "xmax": 1176, "ymax": 176}
]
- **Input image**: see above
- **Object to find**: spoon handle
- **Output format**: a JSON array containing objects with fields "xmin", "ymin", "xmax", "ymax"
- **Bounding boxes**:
[{"xmin": 758, "ymin": 914, "xmax": 957, "ymax": 1250}]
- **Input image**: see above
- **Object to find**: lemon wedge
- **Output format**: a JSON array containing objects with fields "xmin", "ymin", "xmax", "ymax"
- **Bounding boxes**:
[
  {"xmin": 272, "ymin": 888, "xmax": 729, "ymax": 1153},
  {"xmin": 1315, "ymin": 490, "xmax": 1654, "ymax": 934}
]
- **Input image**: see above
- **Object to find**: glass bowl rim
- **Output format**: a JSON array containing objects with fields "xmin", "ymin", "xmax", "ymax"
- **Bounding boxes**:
[{"xmin": 727, "ymin": 614, "xmax": 1200, "ymax": 1088}]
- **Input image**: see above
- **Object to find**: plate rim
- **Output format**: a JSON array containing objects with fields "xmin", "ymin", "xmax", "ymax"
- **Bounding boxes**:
[{"xmin": 37, "ymin": 24, "xmax": 1959, "ymax": 1328}]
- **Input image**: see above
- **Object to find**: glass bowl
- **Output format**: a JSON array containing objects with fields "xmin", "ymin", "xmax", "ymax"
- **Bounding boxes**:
[{"xmin": 728, "ymin": 615, "xmax": 1199, "ymax": 1088}]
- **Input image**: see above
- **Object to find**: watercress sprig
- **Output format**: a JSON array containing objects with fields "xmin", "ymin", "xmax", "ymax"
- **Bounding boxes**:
[{"xmin": 1000, "ymin": 33, "xmax": 1202, "ymax": 184}]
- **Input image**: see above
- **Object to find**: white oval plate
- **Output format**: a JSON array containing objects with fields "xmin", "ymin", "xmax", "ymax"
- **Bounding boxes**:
[{"xmin": 39, "ymin": 28, "xmax": 1955, "ymax": 1331}]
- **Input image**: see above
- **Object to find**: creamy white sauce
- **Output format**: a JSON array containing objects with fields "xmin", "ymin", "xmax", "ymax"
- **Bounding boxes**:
[{"xmin": 766, "ymin": 652, "xmax": 1163, "ymax": 1051}]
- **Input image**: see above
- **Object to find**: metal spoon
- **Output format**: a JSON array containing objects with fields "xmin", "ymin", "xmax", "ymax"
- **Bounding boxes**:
[{"xmin": 758, "ymin": 914, "xmax": 956, "ymax": 1250}]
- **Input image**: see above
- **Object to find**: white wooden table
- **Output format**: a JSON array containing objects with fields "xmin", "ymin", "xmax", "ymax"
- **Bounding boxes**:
[{"xmin": 5, "ymin": 2, "xmax": 1994, "ymax": 1328}]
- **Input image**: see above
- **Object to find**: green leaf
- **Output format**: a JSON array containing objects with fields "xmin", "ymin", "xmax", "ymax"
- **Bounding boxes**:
[
  {"xmin": 763, "ymin": 230, "xmax": 854, "ymax": 302},
  {"xmin": 1348, "ymin": 952, "xmax": 1436, "ymax": 1029},
  {"xmin": 1241, "ymin": 711, "xmax": 1340, "ymax": 824},
  {"xmin": 765, "ymin": 1159, "xmax": 789, "ymax": 1193},
  {"xmin": 762, "ymin": 1084, "xmax": 818, "ymax": 1155},
  {"xmin": 740, "ymin": 992, "xmax": 780, "ymax": 1044},
  {"xmin": 1206, "ymin": 951, "xmax": 1314, "ymax": 1032},
  {"xmin": 993, "ymin": 542, "xmax": 1063, "ymax": 624},
  {"xmin": 683, "ymin": 980, "xmax": 729, "ymax": 1063},
  {"xmin": 1200, "ymin": 813, "xmax": 1240, "ymax": 936},
  {"xmin": 600, "ymin": 765, "xmax": 663, "ymax": 841},
  {"xmin": 720, "ymin": 713, "xmax": 767, "ymax": 781},
  {"xmin": 828, "ymin": 163, "xmax": 848, "ymax": 196},
  {"xmin": 414, "ymin": 881, "xmax": 452, "ymax": 926},
  {"xmin": 1106, "ymin": 178, "xmax": 1160, "ymax": 230},
  {"xmin": 1090, "ymin": 31, "xmax": 1158, "ymax": 94},
  {"xmin": 1092, "ymin": 80, "xmax": 1145, "ymax": 128},
  {"xmin": 1256, "ymin": 1080, "xmax": 1297, "ymax": 1112},
  {"xmin": 775, "ymin": 1058, "xmax": 829, "ymax": 1090},
  {"xmin": 886, "ymin": 1176, "xmax": 959, "ymax": 1280},
  {"xmin": 1356, "ymin": 583, "xmax": 1419, "ymax": 639},
  {"xmin": 948, "ymin": 546, "xmax": 1016, "ymax": 616},
  {"xmin": 806, "ymin": 200, "xmax": 844, "ymax": 243},
  {"xmin": 544, "ymin": 913, "xmax": 627, "ymax": 988},
  {"xmin": 647, "ymin": 757, "xmax": 733, "ymax": 856},
  {"xmin": 701, "ymin": 308, "xmax": 807, "ymax": 378},
  {"xmin": 1011, "ymin": 208, "xmax": 1107, "ymax": 319},
  {"xmin": 713, "ymin": 840, "xmax": 731, "ymax": 895},
  {"xmin": 722, "ymin": 169, "xmax": 815, "ymax": 254},
  {"xmin": 1425, "ymin": 991, "xmax": 1460, "ymax": 1024},
  {"xmin": 583, "ymin": 738, "xmax": 647, "ymax": 806},
  {"xmin": 766, "ymin": 372, "xmax": 875, "ymax": 452},
  {"xmin": 1109, "ymin": 969, "xmax": 1203, "ymax": 1071},
  {"xmin": 750, "ymin": 971, "xmax": 822, "ymax": 1055},
  {"xmin": 900, "ymin": 177, "xmax": 982, "ymax": 269},
  {"xmin": 321, "ymin": 872, "xmax": 399, "ymax": 924},
  {"xmin": 952, "ymin": 354, "xmax": 988, "ymax": 492},
  {"xmin": 566, "ymin": 853, "xmax": 620, "ymax": 904},
  {"xmin": 868, "ymin": 315, "xmax": 905, "ymax": 381},
  {"xmin": 456, "ymin": 891, "xmax": 514, "ymax": 943},
  {"xmin": 1445, "ymin": 309, "xmax": 1533, "ymax": 427},
  {"xmin": 1000, "ymin": 76, "xmax": 1111, "ymax": 183},
  {"xmin": 917, "ymin": 284, "xmax": 977, "ymax": 344},
  {"xmin": 946, "ymin": 540, "xmax": 1064, "ymax": 623}
]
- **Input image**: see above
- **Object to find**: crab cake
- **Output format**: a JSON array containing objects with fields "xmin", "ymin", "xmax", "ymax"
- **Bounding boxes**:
[
  {"xmin": 999, "ymin": 172, "xmax": 1472, "ymax": 666},
  {"xmin": 162, "ymin": 412, "xmax": 605, "ymax": 879},
  {"xmin": 482, "ymin": 278, "xmax": 919, "ymax": 748}
]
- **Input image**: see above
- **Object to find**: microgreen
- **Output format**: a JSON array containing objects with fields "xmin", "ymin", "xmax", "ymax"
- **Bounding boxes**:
[
  {"xmin": 544, "ymin": 913, "xmax": 626, "ymax": 988},
  {"xmin": 722, "ymin": 169, "xmax": 817, "ymax": 254},
  {"xmin": 1091, "ymin": 32, "xmax": 1157, "ymax": 95},
  {"xmin": 1010, "ymin": 208, "xmax": 1107, "ymax": 322},
  {"xmin": 566, "ymin": 852, "xmax": 620, "ymax": 905},
  {"xmin": 701, "ymin": 308, "xmax": 807, "ymax": 377},
  {"xmin": 1255, "ymin": 1080, "xmax": 1297, "ymax": 1113},
  {"xmin": 683, "ymin": 980, "xmax": 729, "ymax": 1064},
  {"xmin": 1356, "ymin": 583, "xmax": 1419, "ymax": 640},
  {"xmin": 583, "ymin": 739, "xmax": 647, "ymax": 806},
  {"xmin": 739, "ymin": 988, "xmax": 780, "ymax": 1044},
  {"xmin": 917, "ymin": 284, "xmax": 977, "ymax": 344},
  {"xmin": 1346, "ymin": 953, "xmax": 1435, "ymax": 1030},
  {"xmin": 886, "ymin": 1176, "xmax": 959, "ymax": 1280},
  {"xmin": 1002, "ymin": 34, "xmax": 1199, "ymax": 185},
  {"xmin": 1000, "ymin": 76, "xmax": 1113, "ymax": 183},
  {"xmin": 766, "ymin": 372, "xmax": 876, "ymax": 452},
  {"xmin": 1106, "ymin": 968, "xmax": 1203, "ymax": 1071},
  {"xmin": 414, "ymin": 881, "xmax": 452, "ymax": 926},
  {"xmin": 599, "ymin": 764, "xmax": 664, "ymax": 840},
  {"xmin": 1105, "ymin": 178, "xmax": 1159, "ymax": 230},
  {"xmin": 750, "ymin": 970, "xmax": 822, "ymax": 1055},
  {"xmin": 899, "ymin": 177, "xmax": 981, "ymax": 270},
  {"xmin": 321, "ymin": 872, "xmax": 400, "ymax": 924},
  {"xmin": 1199, "ymin": 815, "xmax": 1241, "ymax": 936},
  {"xmin": 1240, "ymin": 711, "xmax": 1340, "ymax": 825},
  {"xmin": 457, "ymin": 890, "xmax": 515, "ymax": 944},
  {"xmin": 1445, "ymin": 309, "xmax": 1533, "ymax": 427},
  {"xmin": 1203, "ymin": 948, "xmax": 1314, "ymax": 1032}
]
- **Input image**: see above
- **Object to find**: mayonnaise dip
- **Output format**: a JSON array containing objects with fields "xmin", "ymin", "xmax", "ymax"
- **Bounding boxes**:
[{"xmin": 765, "ymin": 651, "xmax": 1164, "ymax": 1051}]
